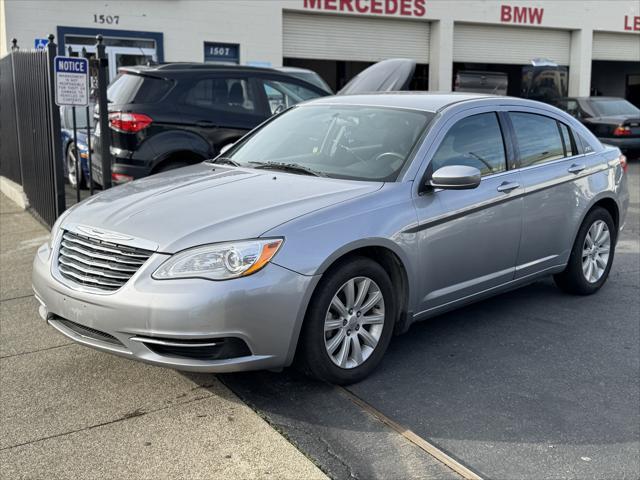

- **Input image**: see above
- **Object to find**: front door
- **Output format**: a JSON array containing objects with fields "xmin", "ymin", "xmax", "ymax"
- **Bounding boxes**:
[{"xmin": 413, "ymin": 110, "xmax": 523, "ymax": 314}]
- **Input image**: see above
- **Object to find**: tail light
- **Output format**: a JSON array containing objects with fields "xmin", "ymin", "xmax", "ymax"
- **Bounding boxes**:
[
  {"xmin": 613, "ymin": 125, "xmax": 631, "ymax": 136},
  {"xmin": 109, "ymin": 112, "xmax": 153, "ymax": 133},
  {"xmin": 112, "ymin": 172, "xmax": 134, "ymax": 184},
  {"xmin": 619, "ymin": 154, "xmax": 628, "ymax": 174}
]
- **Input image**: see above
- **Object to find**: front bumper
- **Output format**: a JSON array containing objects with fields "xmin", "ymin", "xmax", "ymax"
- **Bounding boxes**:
[{"xmin": 32, "ymin": 242, "xmax": 319, "ymax": 372}]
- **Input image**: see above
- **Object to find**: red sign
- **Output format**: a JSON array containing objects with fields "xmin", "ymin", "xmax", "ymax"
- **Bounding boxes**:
[
  {"xmin": 500, "ymin": 4, "xmax": 544, "ymax": 25},
  {"xmin": 623, "ymin": 15, "xmax": 640, "ymax": 31},
  {"xmin": 303, "ymin": 0, "xmax": 426, "ymax": 17}
]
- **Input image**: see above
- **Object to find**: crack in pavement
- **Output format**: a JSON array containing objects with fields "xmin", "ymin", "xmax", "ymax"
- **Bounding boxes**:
[
  {"xmin": 0, "ymin": 391, "xmax": 213, "ymax": 452},
  {"xmin": 0, "ymin": 293, "xmax": 36, "ymax": 303},
  {"xmin": 0, "ymin": 342, "xmax": 75, "ymax": 360}
]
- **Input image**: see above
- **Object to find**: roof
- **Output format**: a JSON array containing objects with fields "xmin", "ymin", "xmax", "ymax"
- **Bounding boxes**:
[
  {"xmin": 120, "ymin": 62, "xmax": 280, "ymax": 75},
  {"xmin": 304, "ymin": 92, "xmax": 500, "ymax": 112}
]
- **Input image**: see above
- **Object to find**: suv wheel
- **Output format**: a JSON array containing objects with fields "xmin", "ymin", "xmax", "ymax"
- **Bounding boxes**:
[
  {"xmin": 299, "ymin": 257, "xmax": 395, "ymax": 384},
  {"xmin": 554, "ymin": 207, "xmax": 616, "ymax": 295}
]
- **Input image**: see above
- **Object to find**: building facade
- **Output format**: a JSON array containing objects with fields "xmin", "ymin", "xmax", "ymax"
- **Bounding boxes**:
[{"xmin": 1, "ymin": 0, "xmax": 639, "ymax": 102}]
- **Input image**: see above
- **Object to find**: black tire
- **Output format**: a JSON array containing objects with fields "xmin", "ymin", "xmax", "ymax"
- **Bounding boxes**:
[
  {"xmin": 156, "ymin": 160, "xmax": 190, "ymax": 173},
  {"xmin": 554, "ymin": 207, "xmax": 616, "ymax": 295},
  {"xmin": 298, "ymin": 257, "xmax": 396, "ymax": 385},
  {"xmin": 66, "ymin": 144, "xmax": 86, "ymax": 189}
]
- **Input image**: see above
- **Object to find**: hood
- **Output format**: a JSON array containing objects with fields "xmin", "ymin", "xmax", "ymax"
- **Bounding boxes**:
[
  {"xmin": 63, "ymin": 163, "xmax": 381, "ymax": 252},
  {"xmin": 338, "ymin": 59, "xmax": 416, "ymax": 95}
]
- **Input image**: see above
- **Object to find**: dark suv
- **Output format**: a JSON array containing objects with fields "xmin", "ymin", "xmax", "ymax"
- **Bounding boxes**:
[{"xmin": 91, "ymin": 64, "xmax": 330, "ymax": 185}]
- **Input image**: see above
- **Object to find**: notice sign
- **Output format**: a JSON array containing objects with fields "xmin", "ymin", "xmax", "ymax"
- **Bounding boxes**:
[{"xmin": 54, "ymin": 56, "xmax": 89, "ymax": 107}]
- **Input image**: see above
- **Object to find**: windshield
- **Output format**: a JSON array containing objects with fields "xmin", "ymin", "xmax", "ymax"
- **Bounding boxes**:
[
  {"xmin": 288, "ymin": 71, "xmax": 332, "ymax": 93},
  {"xmin": 589, "ymin": 99, "xmax": 640, "ymax": 117},
  {"xmin": 222, "ymin": 105, "xmax": 433, "ymax": 181}
]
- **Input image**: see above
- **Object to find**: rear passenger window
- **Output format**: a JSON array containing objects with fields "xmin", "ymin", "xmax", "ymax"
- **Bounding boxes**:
[
  {"xmin": 558, "ymin": 123, "xmax": 574, "ymax": 157},
  {"xmin": 430, "ymin": 113, "xmax": 507, "ymax": 176},
  {"xmin": 184, "ymin": 78, "xmax": 256, "ymax": 114},
  {"xmin": 510, "ymin": 113, "xmax": 564, "ymax": 167}
]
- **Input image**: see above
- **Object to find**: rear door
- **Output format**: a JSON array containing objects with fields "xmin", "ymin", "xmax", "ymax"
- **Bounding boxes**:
[
  {"xmin": 507, "ymin": 110, "xmax": 596, "ymax": 278},
  {"xmin": 177, "ymin": 75, "xmax": 268, "ymax": 155}
]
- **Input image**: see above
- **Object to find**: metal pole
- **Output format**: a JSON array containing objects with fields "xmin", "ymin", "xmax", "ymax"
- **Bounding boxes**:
[
  {"xmin": 46, "ymin": 34, "xmax": 66, "ymax": 218},
  {"xmin": 95, "ymin": 34, "xmax": 111, "ymax": 189},
  {"xmin": 9, "ymin": 39, "xmax": 25, "ymax": 186},
  {"xmin": 68, "ymin": 46, "xmax": 80, "ymax": 203},
  {"xmin": 82, "ymin": 47, "xmax": 94, "ymax": 195}
]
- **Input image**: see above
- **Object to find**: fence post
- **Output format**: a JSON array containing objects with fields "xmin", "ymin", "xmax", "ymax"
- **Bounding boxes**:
[
  {"xmin": 46, "ymin": 34, "xmax": 66, "ymax": 217},
  {"xmin": 9, "ymin": 39, "xmax": 24, "ymax": 185},
  {"xmin": 95, "ymin": 35, "xmax": 111, "ymax": 189}
]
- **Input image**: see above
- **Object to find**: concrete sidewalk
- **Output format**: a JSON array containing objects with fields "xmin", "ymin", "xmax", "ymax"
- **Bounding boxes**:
[{"xmin": 0, "ymin": 193, "xmax": 327, "ymax": 479}]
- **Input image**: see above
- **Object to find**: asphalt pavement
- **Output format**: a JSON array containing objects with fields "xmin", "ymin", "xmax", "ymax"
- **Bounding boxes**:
[{"xmin": 223, "ymin": 161, "xmax": 640, "ymax": 480}]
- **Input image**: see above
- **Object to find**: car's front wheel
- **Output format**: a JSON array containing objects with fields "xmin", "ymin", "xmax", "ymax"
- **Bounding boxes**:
[
  {"xmin": 554, "ymin": 207, "xmax": 616, "ymax": 295},
  {"xmin": 298, "ymin": 257, "xmax": 395, "ymax": 384}
]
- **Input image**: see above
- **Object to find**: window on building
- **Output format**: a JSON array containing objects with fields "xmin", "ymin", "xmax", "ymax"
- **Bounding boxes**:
[
  {"xmin": 430, "ymin": 113, "xmax": 507, "ymax": 176},
  {"xmin": 510, "ymin": 113, "xmax": 565, "ymax": 167},
  {"xmin": 184, "ymin": 78, "xmax": 256, "ymax": 114}
]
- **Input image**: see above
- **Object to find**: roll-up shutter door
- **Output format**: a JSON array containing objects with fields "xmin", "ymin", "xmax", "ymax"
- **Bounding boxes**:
[
  {"xmin": 592, "ymin": 32, "xmax": 640, "ymax": 62},
  {"xmin": 283, "ymin": 12, "xmax": 430, "ymax": 63},
  {"xmin": 453, "ymin": 23, "xmax": 571, "ymax": 65}
]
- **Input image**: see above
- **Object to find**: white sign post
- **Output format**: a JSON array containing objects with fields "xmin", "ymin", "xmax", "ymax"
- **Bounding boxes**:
[{"xmin": 54, "ymin": 56, "xmax": 89, "ymax": 107}]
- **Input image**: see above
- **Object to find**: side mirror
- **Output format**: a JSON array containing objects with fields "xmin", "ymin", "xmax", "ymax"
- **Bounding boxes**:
[
  {"xmin": 429, "ymin": 165, "xmax": 481, "ymax": 190},
  {"xmin": 219, "ymin": 143, "xmax": 234, "ymax": 155}
]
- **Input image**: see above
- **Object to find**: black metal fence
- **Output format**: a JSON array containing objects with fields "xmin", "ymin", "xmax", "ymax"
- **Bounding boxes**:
[
  {"xmin": 0, "ymin": 53, "xmax": 22, "ymax": 185},
  {"xmin": 0, "ymin": 37, "xmax": 64, "ymax": 226},
  {"xmin": 0, "ymin": 35, "xmax": 111, "ymax": 227}
]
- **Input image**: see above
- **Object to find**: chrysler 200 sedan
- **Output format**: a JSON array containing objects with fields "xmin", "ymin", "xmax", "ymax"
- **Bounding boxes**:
[{"xmin": 33, "ymin": 93, "xmax": 629, "ymax": 384}]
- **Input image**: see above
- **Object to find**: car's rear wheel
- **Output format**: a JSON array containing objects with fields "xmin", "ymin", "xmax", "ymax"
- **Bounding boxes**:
[
  {"xmin": 298, "ymin": 257, "xmax": 395, "ymax": 384},
  {"xmin": 66, "ymin": 144, "xmax": 85, "ymax": 188},
  {"xmin": 554, "ymin": 207, "xmax": 616, "ymax": 295}
]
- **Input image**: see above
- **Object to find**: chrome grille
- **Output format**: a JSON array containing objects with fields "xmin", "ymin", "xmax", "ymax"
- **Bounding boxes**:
[{"xmin": 57, "ymin": 230, "xmax": 153, "ymax": 291}]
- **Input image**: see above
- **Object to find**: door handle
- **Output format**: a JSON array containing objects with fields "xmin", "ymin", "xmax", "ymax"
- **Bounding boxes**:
[
  {"xmin": 568, "ymin": 163, "xmax": 586, "ymax": 174},
  {"xmin": 196, "ymin": 120, "xmax": 217, "ymax": 128},
  {"xmin": 497, "ymin": 181, "xmax": 520, "ymax": 193}
]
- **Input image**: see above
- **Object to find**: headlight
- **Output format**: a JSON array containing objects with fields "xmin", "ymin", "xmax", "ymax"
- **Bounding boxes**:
[
  {"xmin": 48, "ymin": 208, "xmax": 73, "ymax": 252},
  {"xmin": 152, "ymin": 239, "xmax": 283, "ymax": 281}
]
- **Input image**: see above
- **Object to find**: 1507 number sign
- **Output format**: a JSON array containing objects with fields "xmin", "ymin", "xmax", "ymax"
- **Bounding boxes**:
[{"xmin": 93, "ymin": 14, "xmax": 120, "ymax": 25}]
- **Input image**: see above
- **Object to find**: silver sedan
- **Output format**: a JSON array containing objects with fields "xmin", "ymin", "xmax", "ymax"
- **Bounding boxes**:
[{"xmin": 32, "ymin": 93, "xmax": 630, "ymax": 384}]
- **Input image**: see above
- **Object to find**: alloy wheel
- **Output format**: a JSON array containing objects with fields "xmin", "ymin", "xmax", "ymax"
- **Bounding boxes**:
[
  {"xmin": 67, "ymin": 147, "xmax": 78, "ymax": 186},
  {"xmin": 582, "ymin": 219, "xmax": 610, "ymax": 283},
  {"xmin": 324, "ymin": 276, "xmax": 385, "ymax": 369}
]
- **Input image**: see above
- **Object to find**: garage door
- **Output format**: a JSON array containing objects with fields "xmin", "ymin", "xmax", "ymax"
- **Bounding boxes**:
[
  {"xmin": 453, "ymin": 23, "xmax": 570, "ymax": 65},
  {"xmin": 283, "ymin": 12, "xmax": 430, "ymax": 63},
  {"xmin": 593, "ymin": 32, "xmax": 640, "ymax": 62}
]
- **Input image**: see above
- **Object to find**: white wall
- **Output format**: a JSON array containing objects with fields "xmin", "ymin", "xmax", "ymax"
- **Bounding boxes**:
[
  {"xmin": 2, "ymin": 0, "xmax": 639, "ymax": 95},
  {"xmin": 2, "ymin": 0, "xmax": 284, "ymax": 65}
]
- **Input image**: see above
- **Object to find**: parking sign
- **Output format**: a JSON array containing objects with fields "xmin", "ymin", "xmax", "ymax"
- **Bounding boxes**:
[{"xmin": 54, "ymin": 56, "xmax": 89, "ymax": 107}]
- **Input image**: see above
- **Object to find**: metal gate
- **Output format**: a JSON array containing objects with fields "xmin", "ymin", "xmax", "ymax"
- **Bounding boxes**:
[
  {"xmin": 0, "ymin": 35, "xmax": 111, "ymax": 227},
  {"xmin": 0, "ymin": 37, "xmax": 64, "ymax": 226}
]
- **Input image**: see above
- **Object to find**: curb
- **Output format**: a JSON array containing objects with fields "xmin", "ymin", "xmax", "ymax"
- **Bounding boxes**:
[{"xmin": 0, "ymin": 175, "xmax": 29, "ymax": 210}]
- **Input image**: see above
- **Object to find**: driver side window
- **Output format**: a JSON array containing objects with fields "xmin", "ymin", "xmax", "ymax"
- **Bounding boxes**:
[{"xmin": 431, "ymin": 113, "xmax": 507, "ymax": 176}]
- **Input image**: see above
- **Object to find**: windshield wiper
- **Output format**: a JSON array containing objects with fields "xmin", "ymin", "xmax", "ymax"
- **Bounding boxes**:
[
  {"xmin": 210, "ymin": 157, "xmax": 241, "ymax": 167},
  {"xmin": 250, "ymin": 161, "xmax": 327, "ymax": 177}
]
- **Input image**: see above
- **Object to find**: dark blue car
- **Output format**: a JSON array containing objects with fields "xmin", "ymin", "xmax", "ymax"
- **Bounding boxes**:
[{"xmin": 60, "ymin": 106, "xmax": 93, "ymax": 188}]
